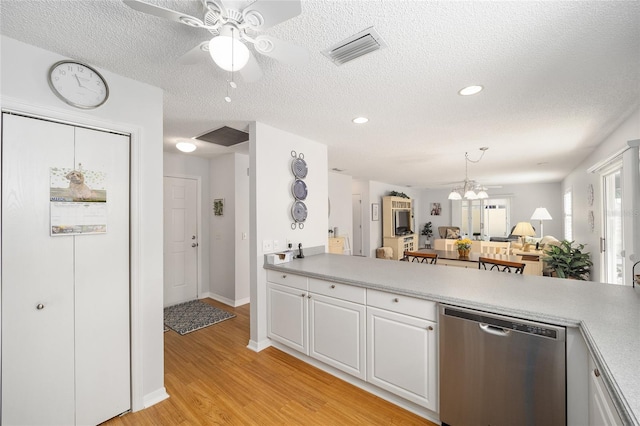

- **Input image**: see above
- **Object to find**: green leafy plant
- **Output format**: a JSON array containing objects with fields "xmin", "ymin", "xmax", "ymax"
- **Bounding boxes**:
[
  {"xmin": 421, "ymin": 221, "xmax": 433, "ymax": 238},
  {"xmin": 543, "ymin": 240, "xmax": 593, "ymax": 280},
  {"xmin": 388, "ymin": 191, "xmax": 409, "ymax": 199}
]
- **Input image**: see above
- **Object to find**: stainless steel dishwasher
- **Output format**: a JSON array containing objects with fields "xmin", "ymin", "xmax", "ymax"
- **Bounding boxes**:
[{"xmin": 439, "ymin": 305, "xmax": 566, "ymax": 426}]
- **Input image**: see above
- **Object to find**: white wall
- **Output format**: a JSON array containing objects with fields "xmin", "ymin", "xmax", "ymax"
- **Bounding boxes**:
[
  {"xmin": 563, "ymin": 107, "xmax": 640, "ymax": 283},
  {"xmin": 352, "ymin": 179, "xmax": 370, "ymax": 256},
  {"xmin": 234, "ymin": 154, "xmax": 250, "ymax": 303},
  {"xmin": 417, "ymin": 188, "xmax": 455, "ymax": 246},
  {"xmin": 328, "ymin": 172, "xmax": 353, "ymax": 245},
  {"xmin": 249, "ymin": 122, "xmax": 328, "ymax": 350},
  {"xmin": 1, "ymin": 36, "xmax": 165, "ymax": 409},
  {"xmin": 163, "ymin": 152, "xmax": 211, "ymax": 296}
]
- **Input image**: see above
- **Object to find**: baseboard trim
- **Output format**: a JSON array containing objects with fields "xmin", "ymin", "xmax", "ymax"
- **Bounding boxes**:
[
  {"xmin": 201, "ymin": 293, "xmax": 249, "ymax": 308},
  {"xmin": 270, "ymin": 342, "xmax": 440, "ymax": 424},
  {"xmin": 142, "ymin": 387, "xmax": 170, "ymax": 409},
  {"xmin": 246, "ymin": 338, "xmax": 272, "ymax": 352}
]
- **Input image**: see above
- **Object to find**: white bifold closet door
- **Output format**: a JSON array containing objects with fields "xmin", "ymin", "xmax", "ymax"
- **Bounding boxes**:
[{"xmin": 1, "ymin": 113, "xmax": 131, "ymax": 425}]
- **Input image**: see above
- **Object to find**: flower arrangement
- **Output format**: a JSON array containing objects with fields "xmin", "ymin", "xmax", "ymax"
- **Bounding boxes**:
[{"xmin": 454, "ymin": 238, "xmax": 472, "ymax": 250}]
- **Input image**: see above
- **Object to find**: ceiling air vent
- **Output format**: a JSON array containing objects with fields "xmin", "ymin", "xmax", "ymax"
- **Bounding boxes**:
[
  {"xmin": 194, "ymin": 126, "xmax": 249, "ymax": 147},
  {"xmin": 322, "ymin": 26, "xmax": 387, "ymax": 66}
]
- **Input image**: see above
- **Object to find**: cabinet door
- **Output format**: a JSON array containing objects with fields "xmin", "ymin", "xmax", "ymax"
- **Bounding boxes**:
[
  {"xmin": 367, "ymin": 306, "xmax": 437, "ymax": 411},
  {"xmin": 309, "ymin": 293, "xmax": 366, "ymax": 379},
  {"xmin": 1, "ymin": 114, "xmax": 76, "ymax": 425},
  {"xmin": 588, "ymin": 357, "xmax": 623, "ymax": 426},
  {"xmin": 267, "ymin": 282, "xmax": 308, "ymax": 354}
]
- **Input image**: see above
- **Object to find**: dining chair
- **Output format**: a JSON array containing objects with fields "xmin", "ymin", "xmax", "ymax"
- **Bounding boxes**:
[
  {"xmin": 401, "ymin": 251, "xmax": 438, "ymax": 264},
  {"xmin": 478, "ymin": 257, "xmax": 526, "ymax": 274}
]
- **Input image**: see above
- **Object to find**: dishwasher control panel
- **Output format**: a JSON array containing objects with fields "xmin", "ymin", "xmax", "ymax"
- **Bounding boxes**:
[{"xmin": 443, "ymin": 307, "xmax": 560, "ymax": 339}]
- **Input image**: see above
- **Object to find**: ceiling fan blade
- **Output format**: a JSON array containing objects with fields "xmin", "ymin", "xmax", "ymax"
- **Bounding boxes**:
[
  {"xmin": 123, "ymin": 0, "xmax": 206, "ymax": 28},
  {"xmin": 253, "ymin": 35, "xmax": 308, "ymax": 66},
  {"xmin": 179, "ymin": 41, "xmax": 209, "ymax": 64},
  {"xmin": 239, "ymin": 52, "xmax": 262, "ymax": 82},
  {"xmin": 242, "ymin": 0, "xmax": 301, "ymax": 31}
]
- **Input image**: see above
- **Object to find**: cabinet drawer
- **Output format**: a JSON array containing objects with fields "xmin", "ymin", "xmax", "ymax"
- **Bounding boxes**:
[
  {"xmin": 367, "ymin": 289, "xmax": 436, "ymax": 321},
  {"xmin": 309, "ymin": 278, "xmax": 365, "ymax": 304},
  {"xmin": 266, "ymin": 270, "xmax": 308, "ymax": 290}
]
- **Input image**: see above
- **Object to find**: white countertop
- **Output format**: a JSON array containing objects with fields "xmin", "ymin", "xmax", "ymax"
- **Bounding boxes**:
[{"xmin": 264, "ymin": 253, "xmax": 640, "ymax": 425}]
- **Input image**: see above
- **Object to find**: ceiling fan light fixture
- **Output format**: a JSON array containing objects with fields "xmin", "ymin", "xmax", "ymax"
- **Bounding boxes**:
[
  {"xmin": 176, "ymin": 141, "xmax": 197, "ymax": 153},
  {"xmin": 209, "ymin": 35, "xmax": 250, "ymax": 71},
  {"xmin": 458, "ymin": 85, "xmax": 483, "ymax": 96},
  {"xmin": 448, "ymin": 190, "xmax": 462, "ymax": 200},
  {"xmin": 464, "ymin": 190, "xmax": 478, "ymax": 200},
  {"xmin": 477, "ymin": 190, "xmax": 489, "ymax": 199}
]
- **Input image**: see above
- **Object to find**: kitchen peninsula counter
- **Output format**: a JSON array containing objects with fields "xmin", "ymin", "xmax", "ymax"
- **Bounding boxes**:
[{"xmin": 264, "ymin": 253, "xmax": 640, "ymax": 425}]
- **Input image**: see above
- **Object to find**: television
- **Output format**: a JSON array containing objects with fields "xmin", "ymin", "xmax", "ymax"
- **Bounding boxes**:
[{"xmin": 394, "ymin": 210, "xmax": 412, "ymax": 235}]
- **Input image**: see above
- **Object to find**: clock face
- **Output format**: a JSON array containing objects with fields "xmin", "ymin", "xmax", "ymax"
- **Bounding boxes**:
[{"xmin": 48, "ymin": 61, "xmax": 109, "ymax": 109}]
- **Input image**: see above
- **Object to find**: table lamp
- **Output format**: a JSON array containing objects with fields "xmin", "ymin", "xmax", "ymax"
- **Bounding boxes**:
[
  {"xmin": 530, "ymin": 207, "xmax": 552, "ymax": 237},
  {"xmin": 511, "ymin": 222, "xmax": 536, "ymax": 251}
]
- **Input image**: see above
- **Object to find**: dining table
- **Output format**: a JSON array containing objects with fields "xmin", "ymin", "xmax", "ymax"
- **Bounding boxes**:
[{"xmin": 415, "ymin": 249, "xmax": 543, "ymax": 275}]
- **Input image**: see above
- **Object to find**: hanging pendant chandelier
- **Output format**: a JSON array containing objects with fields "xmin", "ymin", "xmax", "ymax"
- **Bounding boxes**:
[{"xmin": 448, "ymin": 148, "xmax": 489, "ymax": 200}]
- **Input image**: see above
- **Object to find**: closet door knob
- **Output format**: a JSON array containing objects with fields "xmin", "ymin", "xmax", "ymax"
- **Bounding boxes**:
[{"xmin": 36, "ymin": 303, "xmax": 45, "ymax": 310}]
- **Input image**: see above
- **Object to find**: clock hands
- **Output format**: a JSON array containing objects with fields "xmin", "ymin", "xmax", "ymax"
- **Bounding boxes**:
[{"xmin": 73, "ymin": 73, "xmax": 101, "ymax": 95}]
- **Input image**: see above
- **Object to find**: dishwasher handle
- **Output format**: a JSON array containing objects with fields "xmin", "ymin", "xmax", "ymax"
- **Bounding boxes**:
[{"xmin": 479, "ymin": 323, "xmax": 511, "ymax": 337}]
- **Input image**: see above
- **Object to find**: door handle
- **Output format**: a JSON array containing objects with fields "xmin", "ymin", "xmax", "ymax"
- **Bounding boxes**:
[
  {"xmin": 192, "ymin": 243, "xmax": 198, "ymax": 247},
  {"xmin": 479, "ymin": 323, "xmax": 510, "ymax": 337},
  {"xmin": 600, "ymin": 237, "xmax": 606, "ymax": 253}
]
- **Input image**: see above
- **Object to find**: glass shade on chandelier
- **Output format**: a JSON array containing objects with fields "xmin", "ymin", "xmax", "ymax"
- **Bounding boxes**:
[
  {"xmin": 448, "ymin": 187, "xmax": 489, "ymax": 200},
  {"xmin": 209, "ymin": 35, "xmax": 250, "ymax": 71}
]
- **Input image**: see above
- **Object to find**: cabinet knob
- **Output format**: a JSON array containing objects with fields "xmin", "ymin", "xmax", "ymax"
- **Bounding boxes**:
[
  {"xmin": 282, "ymin": 275, "xmax": 287, "ymax": 279},
  {"xmin": 393, "ymin": 298, "xmax": 399, "ymax": 303},
  {"xmin": 191, "ymin": 243, "xmax": 198, "ymax": 247},
  {"xmin": 307, "ymin": 295, "xmax": 312, "ymax": 299},
  {"xmin": 301, "ymin": 293, "xmax": 305, "ymax": 297},
  {"xmin": 330, "ymin": 285, "xmax": 336, "ymax": 289},
  {"xmin": 427, "ymin": 325, "xmax": 434, "ymax": 331},
  {"xmin": 36, "ymin": 303, "xmax": 45, "ymax": 310},
  {"xmin": 594, "ymin": 368, "xmax": 601, "ymax": 378}
]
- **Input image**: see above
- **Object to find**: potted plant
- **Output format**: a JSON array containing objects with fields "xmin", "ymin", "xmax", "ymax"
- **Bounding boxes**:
[
  {"xmin": 454, "ymin": 238, "xmax": 473, "ymax": 257},
  {"xmin": 543, "ymin": 240, "xmax": 593, "ymax": 280},
  {"xmin": 421, "ymin": 221, "xmax": 433, "ymax": 247}
]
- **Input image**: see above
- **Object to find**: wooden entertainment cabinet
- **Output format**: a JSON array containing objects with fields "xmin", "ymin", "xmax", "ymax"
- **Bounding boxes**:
[{"xmin": 382, "ymin": 196, "xmax": 418, "ymax": 260}]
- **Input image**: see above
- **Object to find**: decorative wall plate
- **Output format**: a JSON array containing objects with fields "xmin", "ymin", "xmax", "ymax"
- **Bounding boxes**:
[
  {"xmin": 291, "ymin": 179, "xmax": 308, "ymax": 200},
  {"xmin": 587, "ymin": 184, "xmax": 594, "ymax": 207},
  {"xmin": 291, "ymin": 201, "xmax": 308, "ymax": 222},
  {"xmin": 291, "ymin": 157, "xmax": 308, "ymax": 179}
]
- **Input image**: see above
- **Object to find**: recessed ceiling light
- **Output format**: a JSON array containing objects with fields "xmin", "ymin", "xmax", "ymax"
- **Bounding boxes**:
[
  {"xmin": 352, "ymin": 117, "xmax": 369, "ymax": 124},
  {"xmin": 176, "ymin": 141, "xmax": 196, "ymax": 153},
  {"xmin": 458, "ymin": 85, "xmax": 484, "ymax": 96}
]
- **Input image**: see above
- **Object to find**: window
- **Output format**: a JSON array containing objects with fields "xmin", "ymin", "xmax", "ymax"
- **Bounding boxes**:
[
  {"xmin": 563, "ymin": 189, "xmax": 572, "ymax": 241},
  {"xmin": 460, "ymin": 198, "xmax": 510, "ymax": 238}
]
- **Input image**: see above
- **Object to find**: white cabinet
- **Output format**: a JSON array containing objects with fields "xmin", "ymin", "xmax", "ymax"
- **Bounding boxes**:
[
  {"xmin": 366, "ymin": 290, "xmax": 438, "ymax": 411},
  {"xmin": 267, "ymin": 282, "xmax": 308, "ymax": 354},
  {"xmin": 309, "ymin": 292, "xmax": 366, "ymax": 380},
  {"xmin": 588, "ymin": 356, "xmax": 623, "ymax": 426}
]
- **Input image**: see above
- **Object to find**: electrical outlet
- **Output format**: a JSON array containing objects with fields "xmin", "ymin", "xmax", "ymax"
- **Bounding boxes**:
[{"xmin": 262, "ymin": 240, "xmax": 273, "ymax": 252}]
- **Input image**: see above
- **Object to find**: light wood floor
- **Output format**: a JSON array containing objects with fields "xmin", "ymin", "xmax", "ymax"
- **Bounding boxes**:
[{"xmin": 104, "ymin": 298, "xmax": 436, "ymax": 425}]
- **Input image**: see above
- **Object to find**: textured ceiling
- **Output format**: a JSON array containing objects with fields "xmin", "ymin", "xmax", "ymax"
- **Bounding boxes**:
[{"xmin": 1, "ymin": 0, "xmax": 639, "ymax": 188}]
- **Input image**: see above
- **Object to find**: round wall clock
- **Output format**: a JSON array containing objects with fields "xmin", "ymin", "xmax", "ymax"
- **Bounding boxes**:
[{"xmin": 47, "ymin": 60, "xmax": 109, "ymax": 109}]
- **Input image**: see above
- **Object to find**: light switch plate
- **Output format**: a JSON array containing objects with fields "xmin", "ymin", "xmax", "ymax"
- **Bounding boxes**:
[{"xmin": 273, "ymin": 240, "xmax": 281, "ymax": 251}]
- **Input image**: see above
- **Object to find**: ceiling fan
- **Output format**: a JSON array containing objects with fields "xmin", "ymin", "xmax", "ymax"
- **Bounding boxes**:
[{"xmin": 122, "ymin": 0, "xmax": 308, "ymax": 83}]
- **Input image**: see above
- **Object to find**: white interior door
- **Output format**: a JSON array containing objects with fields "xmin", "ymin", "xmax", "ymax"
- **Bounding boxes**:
[
  {"xmin": 74, "ymin": 127, "xmax": 131, "ymax": 425},
  {"xmin": 352, "ymin": 194, "xmax": 363, "ymax": 256},
  {"xmin": 2, "ymin": 114, "xmax": 76, "ymax": 425},
  {"xmin": 1, "ymin": 114, "xmax": 131, "ymax": 425},
  {"xmin": 163, "ymin": 176, "xmax": 198, "ymax": 306}
]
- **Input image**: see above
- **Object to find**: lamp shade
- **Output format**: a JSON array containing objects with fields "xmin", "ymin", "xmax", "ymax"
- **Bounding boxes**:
[
  {"xmin": 448, "ymin": 191, "xmax": 462, "ymax": 200},
  {"xmin": 511, "ymin": 221, "xmax": 536, "ymax": 237},
  {"xmin": 464, "ymin": 190, "xmax": 478, "ymax": 200},
  {"xmin": 531, "ymin": 207, "xmax": 552, "ymax": 221},
  {"xmin": 209, "ymin": 35, "xmax": 250, "ymax": 71}
]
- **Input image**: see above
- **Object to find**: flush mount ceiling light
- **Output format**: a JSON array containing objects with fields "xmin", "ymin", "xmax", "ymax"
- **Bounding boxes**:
[
  {"xmin": 448, "ymin": 147, "xmax": 489, "ymax": 200},
  {"xmin": 352, "ymin": 117, "xmax": 369, "ymax": 124},
  {"xmin": 458, "ymin": 85, "xmax": 484, "ymax": 96},
  {"xmin": 176, "ymin": 141, "xmax": 197, "ymax": 153}
]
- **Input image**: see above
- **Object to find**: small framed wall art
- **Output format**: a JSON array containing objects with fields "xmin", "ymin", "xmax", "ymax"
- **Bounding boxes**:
[
  {"xmin": 213, "ymin": 198, "xmax": 224, "ymax": 216},
  {"xmin": 372, "ymin": 203, "xmax": 380, "ymax": 221}
]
